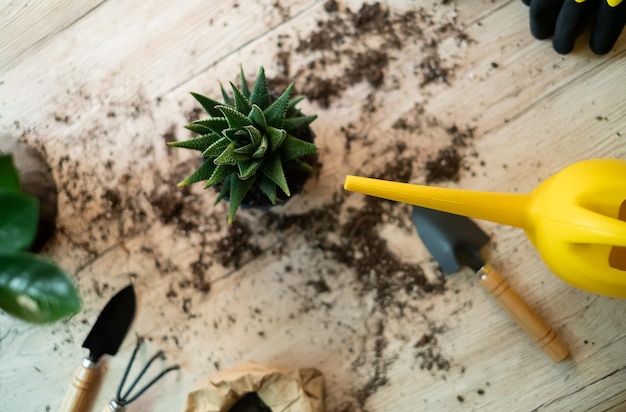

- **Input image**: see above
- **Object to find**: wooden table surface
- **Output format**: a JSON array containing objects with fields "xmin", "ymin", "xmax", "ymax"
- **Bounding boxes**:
[{"xmin": 1, "ymin": 1, "xmax": 625, "ymax": 411}]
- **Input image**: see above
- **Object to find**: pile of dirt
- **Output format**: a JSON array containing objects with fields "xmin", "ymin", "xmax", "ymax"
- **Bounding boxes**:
[{"xmin": 270, "ymin": 2, "xmax": 465, "ymax": 110}]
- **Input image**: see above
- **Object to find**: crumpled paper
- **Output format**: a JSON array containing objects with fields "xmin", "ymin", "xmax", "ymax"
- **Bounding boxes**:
[{"xmin": 182, "ymin": 361, "xmax": 326, "ymax": 412}]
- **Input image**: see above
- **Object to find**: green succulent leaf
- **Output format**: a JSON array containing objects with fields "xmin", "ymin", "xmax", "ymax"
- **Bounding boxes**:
[
  {"xmin": 287, "ymin": 96, "xmax": 306, "ymax": 111},
  {"xmin": 282, "ymin": 115, "xmax": 318, "ymax": 133},
  {"xmin": 280, "ymin": 135, "xmax": 318, "ymax": 161},
  {"xmin": 220, "ymin": 83, "xmax": 233, "ymax": 106},
  {"xmin": 249, "ymin": 67, "xmax": 271, "ymax": 109},
  {"xmin": 178, "ymin": 160, "xmax": 217, "ymax": 187},
  {"xmin": 0, "ymin": 192, "xmax": 38, "ymax": 254},
  {"xmin": 0, "ymin": 155, "xmax": 20, "ymax": 193},
  {"xmin": 249, "ymin": 105, "xmax": 268, "ymax": 131},
  {"xmin": 191, "ymin": 92, "xmax": 223, "ymax": 118},
  {"xmin": 233, "ymin": 143, "xmax": 257, "ymax": 155},
  {"xmin": 0, "ymin": 252, "xmax": 80, "ymax": 323},
  {"xmin": 264, "ymin": 83, "xmax": 293, "ymax": 127},
  {"xmin": 201, "ymin": 136, "xmax": 231, "ymax": 158},
  {"xmin": 259, "ymin": 176, "xmax": 278, "ymax": 204},
  {"xmin": 168, "ymin": 133, "xmax": 220, "ymax": 152},
  {"xmin": 266, "ymin": 126, "xmax": 287, "ymax": 152},
  {"xmin": 207, "ymin": 164, "xmax": 237, "ymax": 187},
  {"xmin": 215, "ymin": 175, "xmax": 231, "ymax": 204},
  {"xmin": 252, "ymin": 136, "xmax": 268, "ymax": 159},
  {"xmin": 243, "ymin": 125, "xmax": 263, "ymax": 146},
  {"xmin": 172, "ymin": 67, "xmax": 319, "ymax": 223},
  {"xmin": 238, "ymin": 159, "xmax": 264, "ymax": 180},
  {"xmin": 239, "ymin": 66, "xmax": 250, "ymax": 97},
  {"xmin": 214, "ymin": 142, "xmax": 251, "ymax": 165},
  {"xmin": 185, "ymin": 118, "xmax": 229, "ymax": 135},
  {"xmin": 228, "ymin": 176, "xmax": 257, "ymax": 224},
  {"xmin": 230, "ymin": 82, "xmax": 252, "ymax": 115},
  {"xmin": 285, "ymin": 158, "xmax": 313, "ymax": 173},
  {"xmin": 262, "ymin": 153, "xmax": 290, "ymax": 196},
  {"xmin": 217, "ymin": 105, "xmax": 253, "ymax": 129}
]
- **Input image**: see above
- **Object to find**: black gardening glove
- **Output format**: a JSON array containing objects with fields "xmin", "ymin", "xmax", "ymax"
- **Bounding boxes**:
[{"xmin": 522, "ymin": 0, "xmax": 626, "ymax": 54}]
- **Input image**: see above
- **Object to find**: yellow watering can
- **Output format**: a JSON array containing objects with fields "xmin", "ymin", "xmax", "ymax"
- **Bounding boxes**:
[{"xmin": 344, "ymin": 159, "xmax": 626, "ymax": 298}]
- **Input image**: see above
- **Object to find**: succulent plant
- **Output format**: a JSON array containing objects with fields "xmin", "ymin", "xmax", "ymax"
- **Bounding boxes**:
[{"xmin": 169, "ymin": 67, "xmax": 318, "ymax": 223}]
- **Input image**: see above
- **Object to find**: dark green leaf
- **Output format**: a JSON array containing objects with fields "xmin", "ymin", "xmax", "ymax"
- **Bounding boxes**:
[
  {"xmin": 266, "ymin": 126, "xmax": 287, "ymax": 152},
  {"xmin": 263, "ymin": 83, "xmax": 293, "ymax": 127},
  {"xmin": 249, "ymin": 105, "xmax": 268, "ymax": 131},
  {"xmin": 214, "ymin": 142, "xmax": 250, "ymax": 165},
  {"xmin": 168, "ymin": 133, "xmax": 220, "ymax": 151},
  {"xmin": 259, "ymin": 176, "xmax": 277, "ymax": 204},
  {"xmin": 220, "ymin": 83, "xmax": 233, "ymax": 106},
  {"xmin": 262, "ymin": 153, "xmax": 290, "ymax": 196},
  {"xmin": 287, "ymin": 96, "xmax": 306, "ymax": 111},
  {"xmin": 178, "ymin": 160, "xmax": 217, "ymax": 187},
  {"xmin": 0, "ymin": 252, "xmax": 80, "ymax": 323},
  {"xmin": 215, "ymin": 175, "xmax": 231, "ymax": 204},
  {"xmin": 233, "ymin": 143, "xmax": 257, "ymax": 155},
  {"xmin": 217, "ymin": 105, "xmax": 253, "ymax": 129},
  {"xmin": 0, "ymin": 155, "xmax": 20, "ymax": 193},
  {"xmin": 206, "ymin": 164, "xmax": 237, "ymax": 187},
  {"xmin": 280, "ymin": 134, "xmax": 318, "ymax": 161},
  {"xmin": 191, "ymin": 92, "xmax": 223, "ymax": 117},
  {"xmin": 230, "ymin": 82, "xmax": 252, "ymax": 115},
  {"xmin": 240, "ymin": 66, "xmax": 250, "ymax": 97},
  {"xmin": 285, "ymin": 158, "xmax": 313, "ymax": 173},
  {"xmin": 201, "ymin": 136, "xmax": 231, "ymax": 158},
  {"xmin": 243, "ymin": 125, "xmax": 263, "ymax": 146},
  {"xmin": 228, "ymin": 176, "xmax": 257, "ymax": 223},
  {"xmin": 249, "ymin": 67, "xmax": 271, "ymax": 109},
  {"xmin": 185, "ymin": 118, "xmax": 228, "ymax": 135},
  {"xmin": 282, "ymin": 115, "xmax": 317, "ymax": 134},
  {"xmin": 237, "ymin": 159, "xmax": 264, "ymax": 180},
  {"xmin": 0, "ymin": 192, "xmax": 38, "ymax": 253},
  {"xmin": 252, "ymin": 136, "xmax": 268, "ymax": 159}
]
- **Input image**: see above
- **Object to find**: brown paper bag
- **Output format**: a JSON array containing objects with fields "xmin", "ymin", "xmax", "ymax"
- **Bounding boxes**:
[{"xmin": 182, "ymin": 361, "xmax": 325, "ymax": 412}]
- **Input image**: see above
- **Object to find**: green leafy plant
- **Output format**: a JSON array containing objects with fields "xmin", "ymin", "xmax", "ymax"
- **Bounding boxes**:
[
  {"xmin": 0, "ymin": 154, "xmax": 80, "ymax": 323},
  {"xmin": 168, "ymin": 67, "xmax": 318, "ymax": 223}
]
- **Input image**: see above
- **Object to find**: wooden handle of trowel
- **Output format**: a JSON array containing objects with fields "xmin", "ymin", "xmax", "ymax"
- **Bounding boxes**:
[
  {"xmin": 59, "ymin": 359, "xmax": 101, "ymax": 412},
  {"xmin": 478, "ymin": 264, "xmax": 570, "ymax": 363}
]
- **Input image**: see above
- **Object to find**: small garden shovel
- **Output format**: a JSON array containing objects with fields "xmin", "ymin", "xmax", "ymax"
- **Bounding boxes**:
[{"xmin": 411, "ymin": 206, "xmax": 570, "ymax": 363}]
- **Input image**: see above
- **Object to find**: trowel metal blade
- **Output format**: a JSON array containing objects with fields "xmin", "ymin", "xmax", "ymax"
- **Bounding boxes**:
[
  {"xmin": 82, "ymin": 283, "xmax": 136, "ymax": 362},
  {"xmin": 412, "ymin": 206, "xmax": 490, "ymax": 275}
]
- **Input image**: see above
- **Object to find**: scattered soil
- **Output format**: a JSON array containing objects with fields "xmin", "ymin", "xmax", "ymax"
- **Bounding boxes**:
[
  {"xmin": 271, "ymin": 2, "xmax": 467, "ymax": 110},
  {"xmin": 425, "ymin": 146, "xmax": 462, "ymax": 183},
  {"xmin": 354, "ymin": 320, "xmax": 389, "ymax": 408},
  {"xmin": 213, "ymin": 219, "xmax": 262, "ymax": 269},
  {"xmin": 15, "ymin": 1, "xmax": 477, "ymax": 411},
  {"xmin": 414, "ymin": 325, "xmax": 450, "ymax": 371}
]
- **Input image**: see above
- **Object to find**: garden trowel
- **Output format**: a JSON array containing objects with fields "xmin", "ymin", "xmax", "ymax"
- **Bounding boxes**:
[
  {"xmin": 412, "ymin": 206, "xmax": 569, "ymax": 363},
  {"xmin": 60, "ymin": 283, "xmax": 136, "ymax": 412}
]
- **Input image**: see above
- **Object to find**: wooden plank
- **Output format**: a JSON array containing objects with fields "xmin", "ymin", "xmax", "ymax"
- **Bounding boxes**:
[
  {"xmin": 0, "ymin": 1, "xmax": 106, "ymax": 70},
  {"xmin": 1, "ymin": 0, "xmax": 625, "ymax": 411}
]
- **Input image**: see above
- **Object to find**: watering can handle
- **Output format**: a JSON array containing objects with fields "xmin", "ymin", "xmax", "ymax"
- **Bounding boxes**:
[
  {"xmin": 553, "ymin": 205, "xmax": 626, "ymax": 247},
  {"xmin": 478, "ymin": 265, "xmax": 569, "ymax": 363}
]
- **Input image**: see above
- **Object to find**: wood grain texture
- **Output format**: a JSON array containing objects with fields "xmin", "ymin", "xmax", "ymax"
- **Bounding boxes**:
[{"xmin": 0, "ymin": 0, "xmax": 624, "ymax": 411}]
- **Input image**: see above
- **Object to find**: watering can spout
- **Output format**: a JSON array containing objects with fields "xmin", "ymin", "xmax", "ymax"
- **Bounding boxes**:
[{"xmin": 344, "ymin": 176, "xmax": 531, "ymax": 229}]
